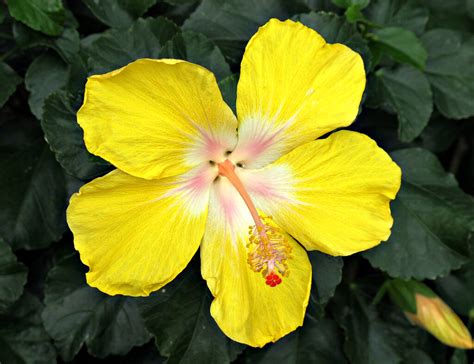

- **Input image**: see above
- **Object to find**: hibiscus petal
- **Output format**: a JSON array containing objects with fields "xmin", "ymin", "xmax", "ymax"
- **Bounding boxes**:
[
  {"xmin": 67, "ymin": 166, "xmax": 214, "ymax": 296},
  {"xmin": 78, "ymin": 59, "xmax": 237, "ymax": 180},
  {"xmin": 232, "ymin": 19, "xmax": 365, "ymax": 168},
  {"xmin": 241, "ymin": 131, "xmax": 401, "ymax": 256},
  {"xmin": 201, "ymin": 177, "xmax": 312, "ymax": 347}
]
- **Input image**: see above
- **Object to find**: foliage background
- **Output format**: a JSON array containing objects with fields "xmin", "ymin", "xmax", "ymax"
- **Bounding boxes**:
[{"xmin": 0, "ymin": 0, "xmax": 473, "ymax": 363}]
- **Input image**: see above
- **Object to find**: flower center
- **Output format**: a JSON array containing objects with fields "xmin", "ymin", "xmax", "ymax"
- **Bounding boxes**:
[{"xmin": 217, "ymin": 159, "xmax": 292, "ymax": 287}]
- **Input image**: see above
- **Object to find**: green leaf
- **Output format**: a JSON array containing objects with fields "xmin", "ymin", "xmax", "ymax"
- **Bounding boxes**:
[
  {"xmin": 25, "ymin": 52, "xmax": 69, "ymax": 119},
  {"xmin": 435, "ymin": 260, "xmax": 474, "ymax": 317},
  {"xmin": 88, "ymin": 17, "xmax": 179, "ymax": 74},
  {"xmin": 371, "ymin": 27, "xmax": 427, "ymax": 69},
  {"xmin": 332, "ymin": 285, "xmax": 403, "ymax": 364},
  {"xmin": 0, "ymin": 62, "xmax": 21, "ymax": 107},
  {"xmin": 218, "ymin": 74, "xmax": 238, "ymax": 113},
  {"xmin": 364, "ymin": 148, "xmax": 473, "ymax": 279},
  {"xmin": 331, "ymin": 0, "xmax": 370, "ymax": 22},
  {"xmin": 344, "ymin": 5, "xmax": 367, "ymax": 23},
  {"xmin": 42, "ymin": 253, "xmax": 150, "ymax": 361},
  {"xmin": 0, "ymin": 293, "xmax": 56, "ymax": 364},
  {"xmin": 303, "ymin": 0, "xmax": 339, "ymax": 11},
  {"xmin": 139, "ymin": 263, "xmax": 244, "ymax": 363},
  {"xmin": 41, "ymin": 91, "xmax": 111, "ymax": 180},
  {"xmin": 331, "ymin": 0, "xmax": 369, "ymax": 8},
  {"xmin": 450, "ymin": 349, "xmax": 468, "ymax": 364},
  {"xmin": 83, "ymin": 0, "xmax": 158, "ymax": 28},
  {"xmin": 421, "ymin": 29, "xmax": 474, "ymax": 119},
  {"xmin": 0, "ymin": 118, "xmax": 68, "ymax": 250},
  {"xmin": 308, "ymin": 251, "xmax": 343, "ymax": 307},
  {"xmin": 0, "ymin": 238, "xmax": 27, "ymax": 313},
  {"xmin": 7, "ymin": 0, "xmax": 65, "ymax": 36},
  {"xmin": 468, "ymin": 0, "xmax": 474, "ymax": 19},
  {"xmin": 160, "ymin": 31, "xmax": 231, "ymax": 81},
  {"xmin": 297, "ymin": 11, "xmax": 372, "ymax": 69},
  {"xmin": 404, "ymin": 349, "xmax": 435, "ymax": 364},
  {"xmin": 13, "ymin": 22, "xmax": 80, "ymax": 63},
  {"xmin": 0, "ymin": 4, "xmax": 5, "ymax": 24},
  {"xmin": 183, "ymin": 0, "xmax": 307, "ymax": 63},
  {"xmin": 425, "ymin": 0, "xmax": 474, "ymax": 33},
  {"xmin": 418, "ymin": 117, "xmax": 465, "ymax": 153},
  {"xmin": 369, "ymin": 66, "xmax": 432, "ymax": 142},
  {"xmin": 244, "ymin": 318, "xmax": 348, "ymax": 363},
  {"xmin": 364, "ymin": 0, "xmax": 429, "ymax": 35}
]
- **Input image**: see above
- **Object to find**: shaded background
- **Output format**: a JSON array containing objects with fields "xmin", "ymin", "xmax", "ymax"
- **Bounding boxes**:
[{"xmin": 0, "ymin": 0, "xmax": 473, "ymax": 363}]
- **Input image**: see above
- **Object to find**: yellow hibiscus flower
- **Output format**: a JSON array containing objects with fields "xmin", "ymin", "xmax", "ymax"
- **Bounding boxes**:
[{"xmin": 67, "ymin": 18, "xmax": 401, "ymax": 347}]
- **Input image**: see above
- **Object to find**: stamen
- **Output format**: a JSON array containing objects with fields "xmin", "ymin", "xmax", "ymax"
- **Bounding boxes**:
[{"xmin": 217, "ymin": 160, "xmax": 292, "ymax": 287}]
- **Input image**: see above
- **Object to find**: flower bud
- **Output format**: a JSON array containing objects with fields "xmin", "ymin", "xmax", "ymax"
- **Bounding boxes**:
[{"xmin": 386, "ymin": 279, "xmax": 474, "ymax": 349}]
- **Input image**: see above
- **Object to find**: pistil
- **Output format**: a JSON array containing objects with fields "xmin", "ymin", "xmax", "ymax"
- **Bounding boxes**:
[{"xmin": 217, "ymin": 159, "xmax": 291, "ymax": 286}]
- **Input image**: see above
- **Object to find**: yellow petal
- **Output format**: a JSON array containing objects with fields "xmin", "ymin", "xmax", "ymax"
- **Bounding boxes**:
[
  {"xmin": 201, "ymin": 177, "xmax": 312, "ymax": 347},
  {"xmin": 78, "ymin": 58, "xmax": 237, "ymax": 180},
  {"xmin": 242, "ymin": 131, "xmax": 401, "ymax": 256},
  {"xmin": 406, "ymin": 294, "xmax": 474, "ymax": 349},
  {"xmin": 67, "ymin": 166, "xmax": 214, "ymax": 296},
  {"xmin": 232, "ymin": 19, "xmax": 365, "ymax": 168}
]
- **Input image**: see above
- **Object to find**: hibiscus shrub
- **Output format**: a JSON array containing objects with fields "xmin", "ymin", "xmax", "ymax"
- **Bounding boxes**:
[{"xmin": 1, "ymin": 0, "xmax": 473, "ymax": 363}]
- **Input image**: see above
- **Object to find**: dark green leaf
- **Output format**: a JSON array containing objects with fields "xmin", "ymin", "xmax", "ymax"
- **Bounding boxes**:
[
  {"xmin": 25, "ymin": 52, "xmax": 69, "ymax": 119},
  {"xmin": 41, "ymin": 91, "xmax": 111, "ymax": 180},
  {"xmin": 83, "ymin": 0, "xmax": 158, "ymax": 28},
  {"xmin": 0, "ymin": 293, "xmax": 56, "ymax": 364},
  {"xmin": 0, "ymin": 62, "xmax": 21, "ymax": 107},
  {"xmin": 377, "ymin": 300, "xmax": 431, "ymax": 362},
  {"xmin": 426, "ymin": 0, "xmax": 474, "ymax": 33},
  {"xmin": 449, "ymin": 349, "xmax": 468, "ymax": 364},
  {"xmin": 421, "ymin": 29, "xmax": 474, "ymax": 119},
  {"xmin": 308, "ymin": 251, "xmax": 343, "ymax": 306},
  {"xmin": 404, "ymin": 349, "xmax": 435, "ymax": 364},
  {"xmin": 331, "ymin": 0, "xmax": 369, "ymax": 8},
  {"xmin": 0, "ymin": 5, "xmax": 5, "ymax": 24},
  {"xmin": 332, "ymin": 285, "xmax": 403, "ymax": 364},
  {"xmin": 435, "ymin": 260, "xmax": 474, "ymax": 317},
  {"xmin": 364, "ymin": 0, "xmax": 429, "ymax": 35},
  {"xmin": 160, "ymin": 31, "xmax": 231, "ymax": 80},
  {"xmin": 13, "ymin": 22, "xmax": 80, "ymax": 63},
  {"xmin": 163, "ymin": 0, "xmax": 198, "ymax": 4},
  {"xmin": 7, "ymin": 0, "xmax": 65, "ymax": 36},
  {"xmin": 183, "ymin": 0, "xmax": 307, "ymax": 63},
  {"xmin": 41, "ymin": 253, "xmax": 150, "ymax": 361},
  {"xmin": 468, "ymin": 0, "xmax": 474, "ymax": 19},
  {"xmin": 244, "ymin": 318, "xmax": 348, "ymax": 364},
  {"xmin": 297, "ymin": 11, "xmax": 372, "ymax": 69},
  {"xmin": 88, "ymin": 17, "xmax": 179, "ymax": 74},
  {"xmin": 364, "ymin": 148, "xmax": 473, "ymax": 279},
  {"xmin": 418, "ymin": 117, "xmax": 465, "ymax": 153},
  {"xmin": 0, "ymin": 238, "xmax": 27, "ymax": 313},
  {"xmin": 218, "ymin": 74, "xmax": 238, "ymax": 113},
  {"xmin": 371, "ymin": 27, "xmax": 427, "ymax": 69},
  {"xmin": 368, "ymin": 66, "xmax": 432, "ymax": 142},
  {"xmin": 303, "ymin": 0, "xmax": 339, "ymax": 11},
  {"xmin": 0, "ymin": 118, "xmax": 67, "ymax": 250},
  {"xmin": 139, "ymin": 264, "xmax": 244, "ymax": 364}
]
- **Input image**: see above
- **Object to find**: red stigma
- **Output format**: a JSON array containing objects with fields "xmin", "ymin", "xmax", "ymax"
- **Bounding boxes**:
[{"xmin": 265, "ymin": 272, "xmax": 282, "ymax": 287}]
